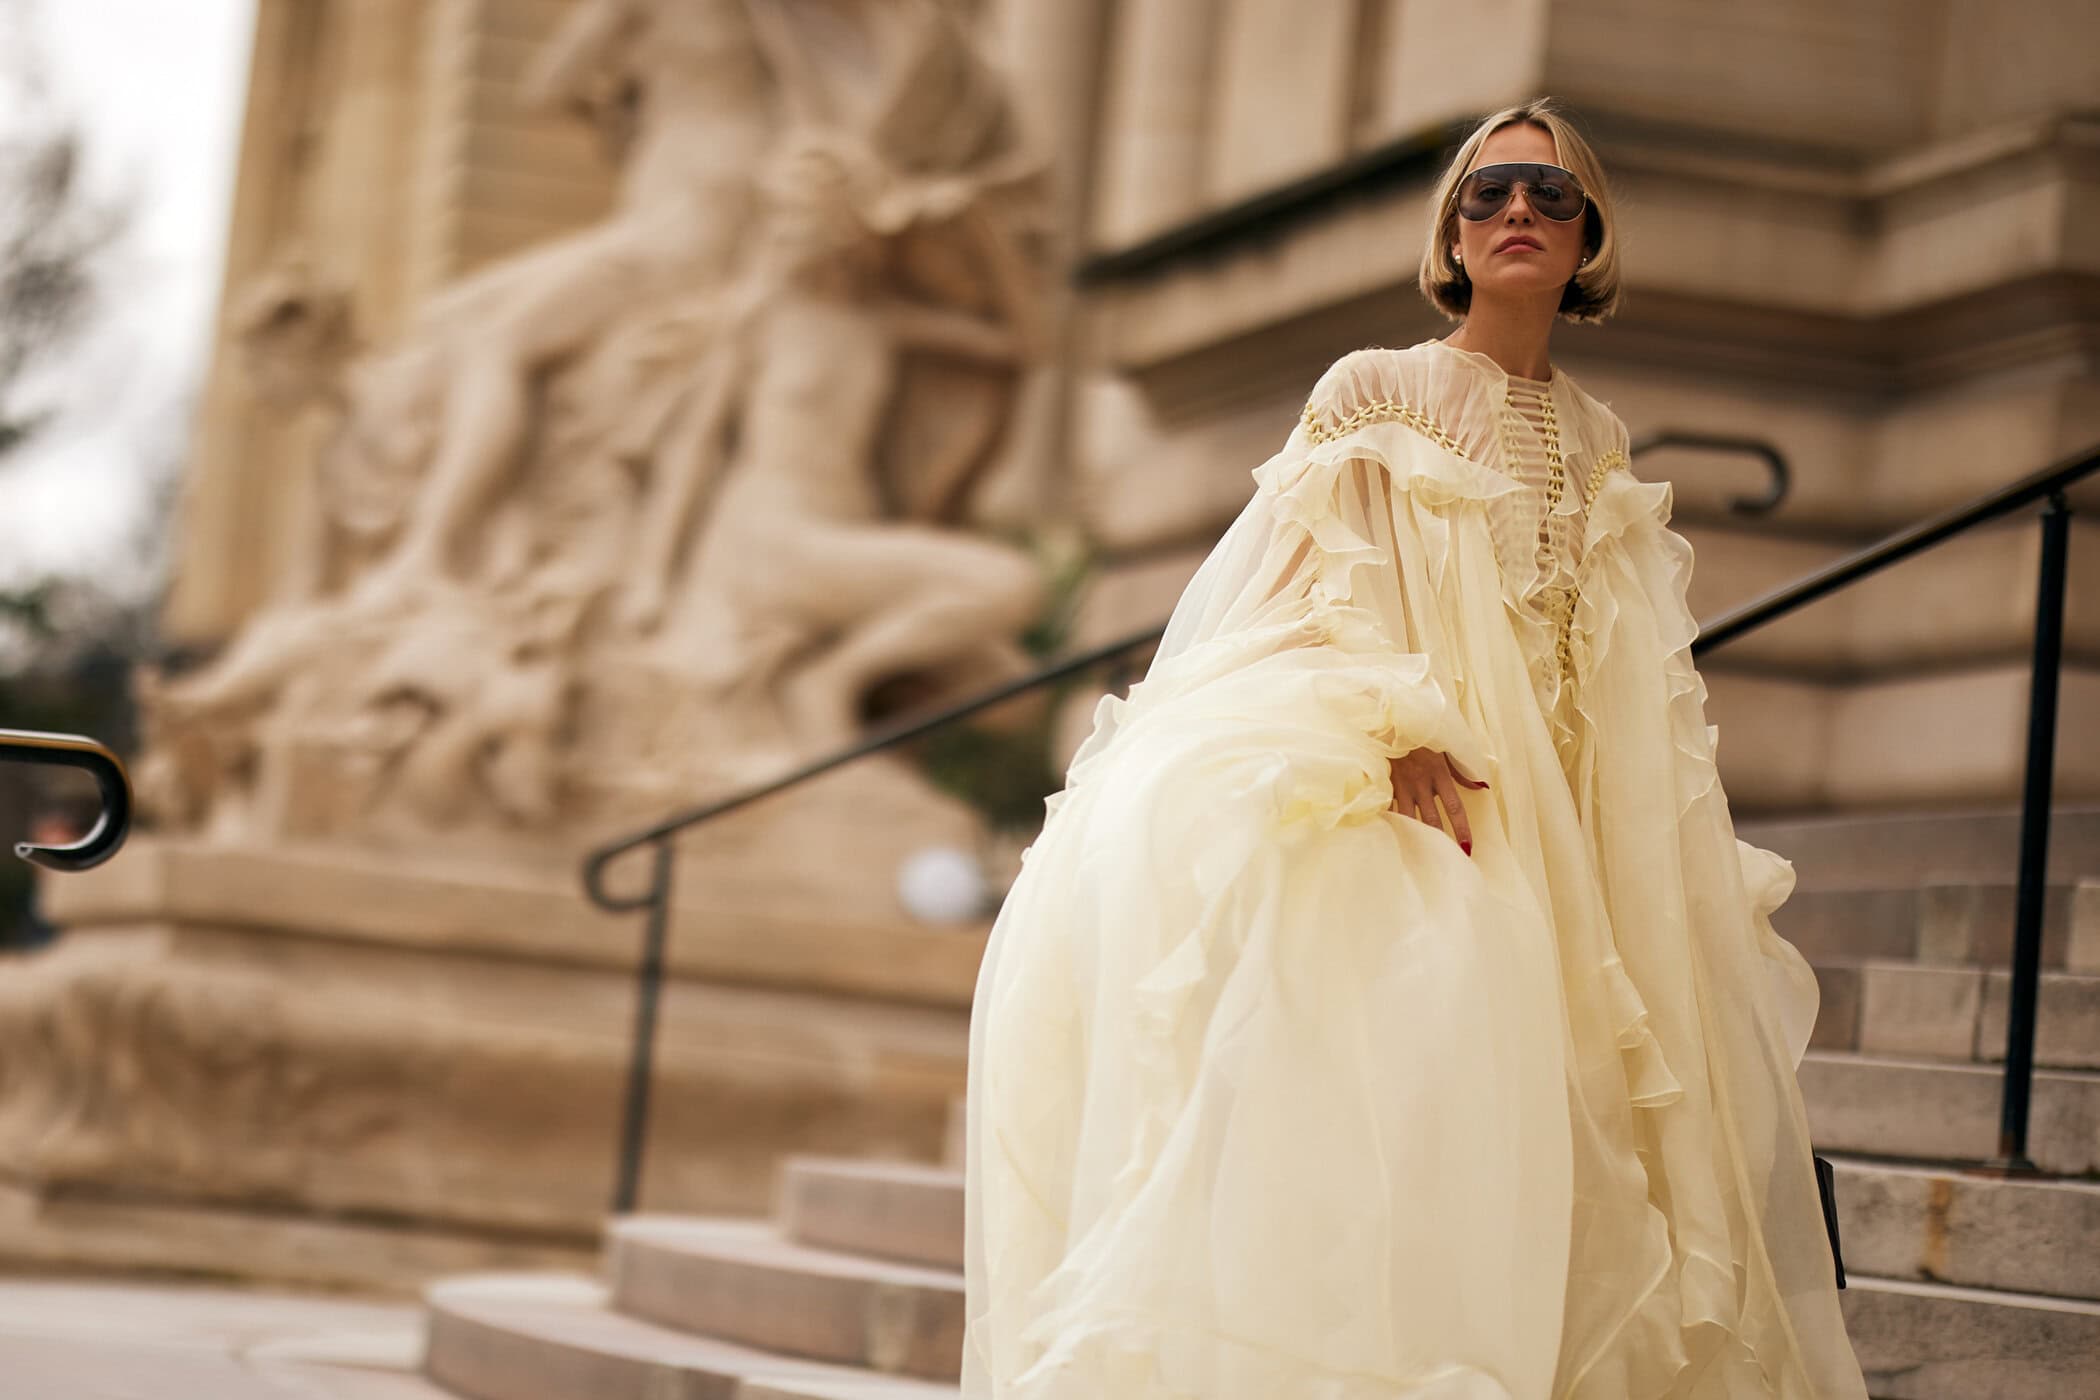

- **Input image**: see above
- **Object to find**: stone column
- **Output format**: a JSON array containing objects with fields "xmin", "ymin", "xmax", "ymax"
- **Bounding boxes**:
[
  {"xmin": 408, "ymin": 0, "xmax": 616, "ymax": 299},
  {"xmin": 1205, "ymin": 0, "xmax": 1358, "ymax": 204},
  {"xmin": 162, "ymin": 0, "xmax": 335, "ymax": 646},
  {"xmin": 1086, "ymin": 0, "xmax": 1220, "ymax": 251},
  {"xmin": 991, "ymin": 0, "xmax": 1111, "ymax": 226},
  {"xmin": 163, "ymin": 0, "xmax": 610, "ymax": 645},
  {"xmin": 1359, "ymin": 0, "xmax": 1547, "ymax": 146},
  {"xmin": 971, "ymin": 0, "xmax": 1113, "ymax": 526},
  {"xmin": 311, "ymin": 0, "xmax": 428, "ymax": 340}
]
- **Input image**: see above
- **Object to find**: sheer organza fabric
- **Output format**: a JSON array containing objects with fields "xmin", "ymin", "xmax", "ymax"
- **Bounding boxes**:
[{"xmin": 962, "ymin": 343, "xmax": 1868, "ymax": 1399}]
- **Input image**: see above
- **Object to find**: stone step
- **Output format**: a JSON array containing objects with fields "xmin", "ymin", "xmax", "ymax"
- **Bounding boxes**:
[
  {"xmin": 740, "ymin": 1377, "xmax": 959, "ymax": 1400},
  {"xmin": 726, "ymin": 1152, "xmax": 2100, "ymax": 1309},
  {"xmin": 1775, "ymin": 878, "xmax": 2097, "ymax": 971},
  {"xmin": 425, "ymin": 1266, "xmax": 2100, "ymax": 1400},
  {"xmin": 683, "ymin": 1150, "xmax": 2100, "ymax": 1310},
  {"xmin": 1808, "ymin": 962, "xmax": 2100, "ymax": 1069},
  {"xmin": 1828, "ymin": 1154, "xmax": 2100, "ymax": 1302},
  {"xmin": 1842, "ymin": 1273, "xmax": 2100, "ymax": 1400},
  {"xmin": 607, "ymin": 1217, "xmax": 963, "ymax": 1381},
  {"xmin": 942, "ymin": 1096, "xmax": 965, "ymax": 1172},
  {"xmin": 423, "ymin": 1273, "xmax": 955, "ymax": 1400},
  {"xmin": 1799, "ymin": 1050, "xmax": 2100, "ymax": 1174},
  {"xmin": 778, "ymin": 1156, "xmax": 963, "ymax": 1272},
  {"xmin": 1679, "ymin": 515, "xmax": 2100, "ymax": 679},
  {"xmin": 1737, "ymin": 805, "xmax": 2100, "ymax": 890},
  {"xmin": 1701, "ymin": 663, "xmax": 2100, "ymax": 814}
]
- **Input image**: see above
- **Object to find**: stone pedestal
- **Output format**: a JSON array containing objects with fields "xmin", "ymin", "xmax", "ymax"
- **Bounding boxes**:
[{"xmin": 0, "ymin": 782, "xmax": 985, "ymax": 1290}]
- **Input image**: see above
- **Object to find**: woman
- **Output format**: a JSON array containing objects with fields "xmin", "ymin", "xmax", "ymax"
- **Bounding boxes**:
[{"xmin": 962, "ymin": 98, "xmax": 1870, "ymax": 1399}]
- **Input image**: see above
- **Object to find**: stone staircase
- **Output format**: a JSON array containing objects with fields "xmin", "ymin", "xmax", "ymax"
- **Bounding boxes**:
[
  {"xmin": 1749, "ymin": 806, "xmax": 2100, "ymax": 1397},
  {"xmin": 415, "ymin": 806, "xmax": 2100, "ymax": 1400},
  {"xmin": 421, "ymin": 1159, "xmax": 962, "ymax": 1400}
]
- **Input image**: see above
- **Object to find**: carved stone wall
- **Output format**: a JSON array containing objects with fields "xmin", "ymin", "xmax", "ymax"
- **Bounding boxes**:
[
  {"xmin": 167, "ymin": 0, "xmax": 621, "ymax": 646},
  {"xmin": 5, "ymin": 0, "xmax": 1092, "ymax": 1290},
  {"xmin": 142, "ymin": 0, "xmax": 1063, "ymax": 855}
]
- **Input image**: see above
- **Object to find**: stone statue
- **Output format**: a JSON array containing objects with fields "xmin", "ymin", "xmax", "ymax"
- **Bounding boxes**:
[
  {"xmin": 352, "ymin": 0, "xmax": 776, "ymax": 603},
  {"xmin": 636, "ymin": 124, "xmax": 1051, "ymax": 755},
  {"xmin": 136, "ymin": 0, "xmax": 1057, "ymax": 845}
]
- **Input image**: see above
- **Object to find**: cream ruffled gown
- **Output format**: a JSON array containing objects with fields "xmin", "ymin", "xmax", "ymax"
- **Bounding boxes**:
[{"xmin": 962, "ymin": 340, "xmax": 1870, "ymax": 1400}]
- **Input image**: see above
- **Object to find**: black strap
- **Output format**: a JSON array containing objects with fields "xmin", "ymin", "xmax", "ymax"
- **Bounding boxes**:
[{"xmin": 1813, "ymin": 1153, "xmax": 1846, "ymax": 1290}]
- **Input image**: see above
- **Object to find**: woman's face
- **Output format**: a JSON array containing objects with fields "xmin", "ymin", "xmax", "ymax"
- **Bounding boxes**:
[{"xmin": 1448, "ymin": 123, "xmax": 1588, "ymax": 296}]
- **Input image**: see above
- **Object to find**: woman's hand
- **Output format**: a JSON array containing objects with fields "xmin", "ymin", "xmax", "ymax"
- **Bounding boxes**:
[{"xmin": 1388, "ymin": 748, "xmax": 1489, "ymax": 855}]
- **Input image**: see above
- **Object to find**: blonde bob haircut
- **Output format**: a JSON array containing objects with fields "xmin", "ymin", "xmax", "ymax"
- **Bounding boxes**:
[{"xmin": 1418, "ymin": 98, "xmax": 1623, "ymax": 326}]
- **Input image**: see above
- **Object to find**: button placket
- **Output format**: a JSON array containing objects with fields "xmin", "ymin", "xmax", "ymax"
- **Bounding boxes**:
[{"xmin": 1503, "ymin": 382, "xmax": 1580, "ymax": 685}]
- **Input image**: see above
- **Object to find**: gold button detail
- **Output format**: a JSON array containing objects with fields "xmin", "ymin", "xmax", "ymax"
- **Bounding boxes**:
[{"xmin": 1302, "ymin": 396, "xmax": 1473, "ymax": 460}]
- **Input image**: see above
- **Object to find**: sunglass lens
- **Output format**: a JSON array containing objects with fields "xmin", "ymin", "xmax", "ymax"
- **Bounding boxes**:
[{"xmin": 1458, "ymin": 163, "xmax": 1585, "ymax": 221}]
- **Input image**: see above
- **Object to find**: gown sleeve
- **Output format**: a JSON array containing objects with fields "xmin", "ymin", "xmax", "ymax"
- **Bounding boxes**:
[{"xmin": 1052, "ymin": 349, "xmax": 1505, "ymax": 827}]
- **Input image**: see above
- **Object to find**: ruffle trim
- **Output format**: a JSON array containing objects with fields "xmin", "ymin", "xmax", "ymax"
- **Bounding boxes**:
[
  {"xmin": 1556, "ymin": 468, "xmax": 1844, "ymax": 1397},
  {"xmin": 1524, "ymin": 465, "xmax": 1743, "ymax": 1396},
  {"xmin": 1259, "ymin": 418, "xmax": 1523, "ymax": 515},
  {"xmin": 1567, "ymin": 467, "xmax": 1718, "ymax": 820},
  {"xmin": 1601, "ymin": 951, "xmax": 1684, "ymax": 1109},
  {"xmin": 1738, "ymin": 836, "xmax": 1819, "ymax": 1070},
  {"xmin": 1247, "ymin": 422, "xmax": 1518, "ymax": 787}
]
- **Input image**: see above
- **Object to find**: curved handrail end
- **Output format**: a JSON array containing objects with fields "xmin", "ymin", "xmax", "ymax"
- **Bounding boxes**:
[{"xmin": 1, "ymin": 729, "xmax": 133, "ymax": 873}]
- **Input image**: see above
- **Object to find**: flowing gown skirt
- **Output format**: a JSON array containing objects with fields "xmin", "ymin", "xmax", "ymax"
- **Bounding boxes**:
[
  {"xmin": 961, "ymin": 402, "xmax": 1868, "ymax": 1399},
  {"xmin": 965, "ymin": 644, "xmax": 1574, "ymax": 1399}
]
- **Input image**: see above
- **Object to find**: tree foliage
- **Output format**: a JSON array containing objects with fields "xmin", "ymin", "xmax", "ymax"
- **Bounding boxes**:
[
  {"xmin": 0, "ymin": 21, "xmax": 142, "ymax": 945},
  {"xmin": 0, "ymin": 22, "xmax": 149, "ymax": 675},
  {"xmin": 0, "ymin": 123, "xmax": 118, "ymax": 465}
]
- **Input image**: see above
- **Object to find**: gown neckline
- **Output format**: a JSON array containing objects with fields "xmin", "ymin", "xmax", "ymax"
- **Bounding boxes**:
[{"xmin": 1417, "ymin": 336, "xmax": 1562, "ymax": 390}]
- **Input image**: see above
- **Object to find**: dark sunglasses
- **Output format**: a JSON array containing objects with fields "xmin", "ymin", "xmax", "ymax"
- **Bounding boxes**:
[{"xmin": 1454, "ymin": 162, "xmax": 1589, "ymax": 222}]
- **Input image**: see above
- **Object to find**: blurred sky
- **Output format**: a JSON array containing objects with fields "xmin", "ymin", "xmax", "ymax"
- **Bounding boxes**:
[{"xmin": 0, "ymin": 0, "xmax": 255, "ymax": 592}]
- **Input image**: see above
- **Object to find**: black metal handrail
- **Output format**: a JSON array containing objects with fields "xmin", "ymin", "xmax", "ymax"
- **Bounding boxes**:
[
  {"xmin": 0, "ymin": 728, "xmax": 131, "ymax": 872},
  {"xmin": 579, "ymin": 621, "xmax": 1174, "ymax": 1213},
  {"xmin": 586, "ymin": 436, "xmax": 1783, "ymax": 1211},
  {"xmin": 1684, "ymin": 440, "xmax": 2097, "ymax": 1176},
  {"xmin": 1694, "ymin": 445, "xmax": 2088, "ymax": 651},
  {"xmin": 585, "ymin": 431, "xmax": 2091, "ymax": 1210},
  {"xmin": 1631, "ymin": 429, "xmax": 1789, "ymax": 515},
  {"xmin": 585, "ymin": 431, "xmax": 1787, "ymax": 899}
]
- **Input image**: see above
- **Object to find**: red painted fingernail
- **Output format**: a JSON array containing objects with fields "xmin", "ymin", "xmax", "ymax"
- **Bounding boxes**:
[{"xmin": 1461, "ymin": 839, "xmax": 1473, "ymax": 855}]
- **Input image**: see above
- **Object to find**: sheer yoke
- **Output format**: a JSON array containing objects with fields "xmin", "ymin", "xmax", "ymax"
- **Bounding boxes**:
[
  {"xmin": 963, "ymin": 342, "xmax": 1869, "ymax": 1400},
  {"xmin": 1302, "ymin": 341, "xmax": 1630, "ymax": 776}
]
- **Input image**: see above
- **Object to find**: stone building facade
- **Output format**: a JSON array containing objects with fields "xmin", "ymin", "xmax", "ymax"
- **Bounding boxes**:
[
  {"xmin": 171, "ymin": 0, "xmax": 2100, "ymax": 811},
  {"xmin": 6, "ymin": 0, "xmax": 2097, "ymax": 1291}
]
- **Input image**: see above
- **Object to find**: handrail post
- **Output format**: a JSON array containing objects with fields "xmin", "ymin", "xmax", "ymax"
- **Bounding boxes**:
[
  {"xmin": 613, "ymin": 840, "xmax": 676, "ymax": 1214},
  {"xmin": 1993, "ymin": 491, "xmax": 2070, "ymax": 1172}
]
